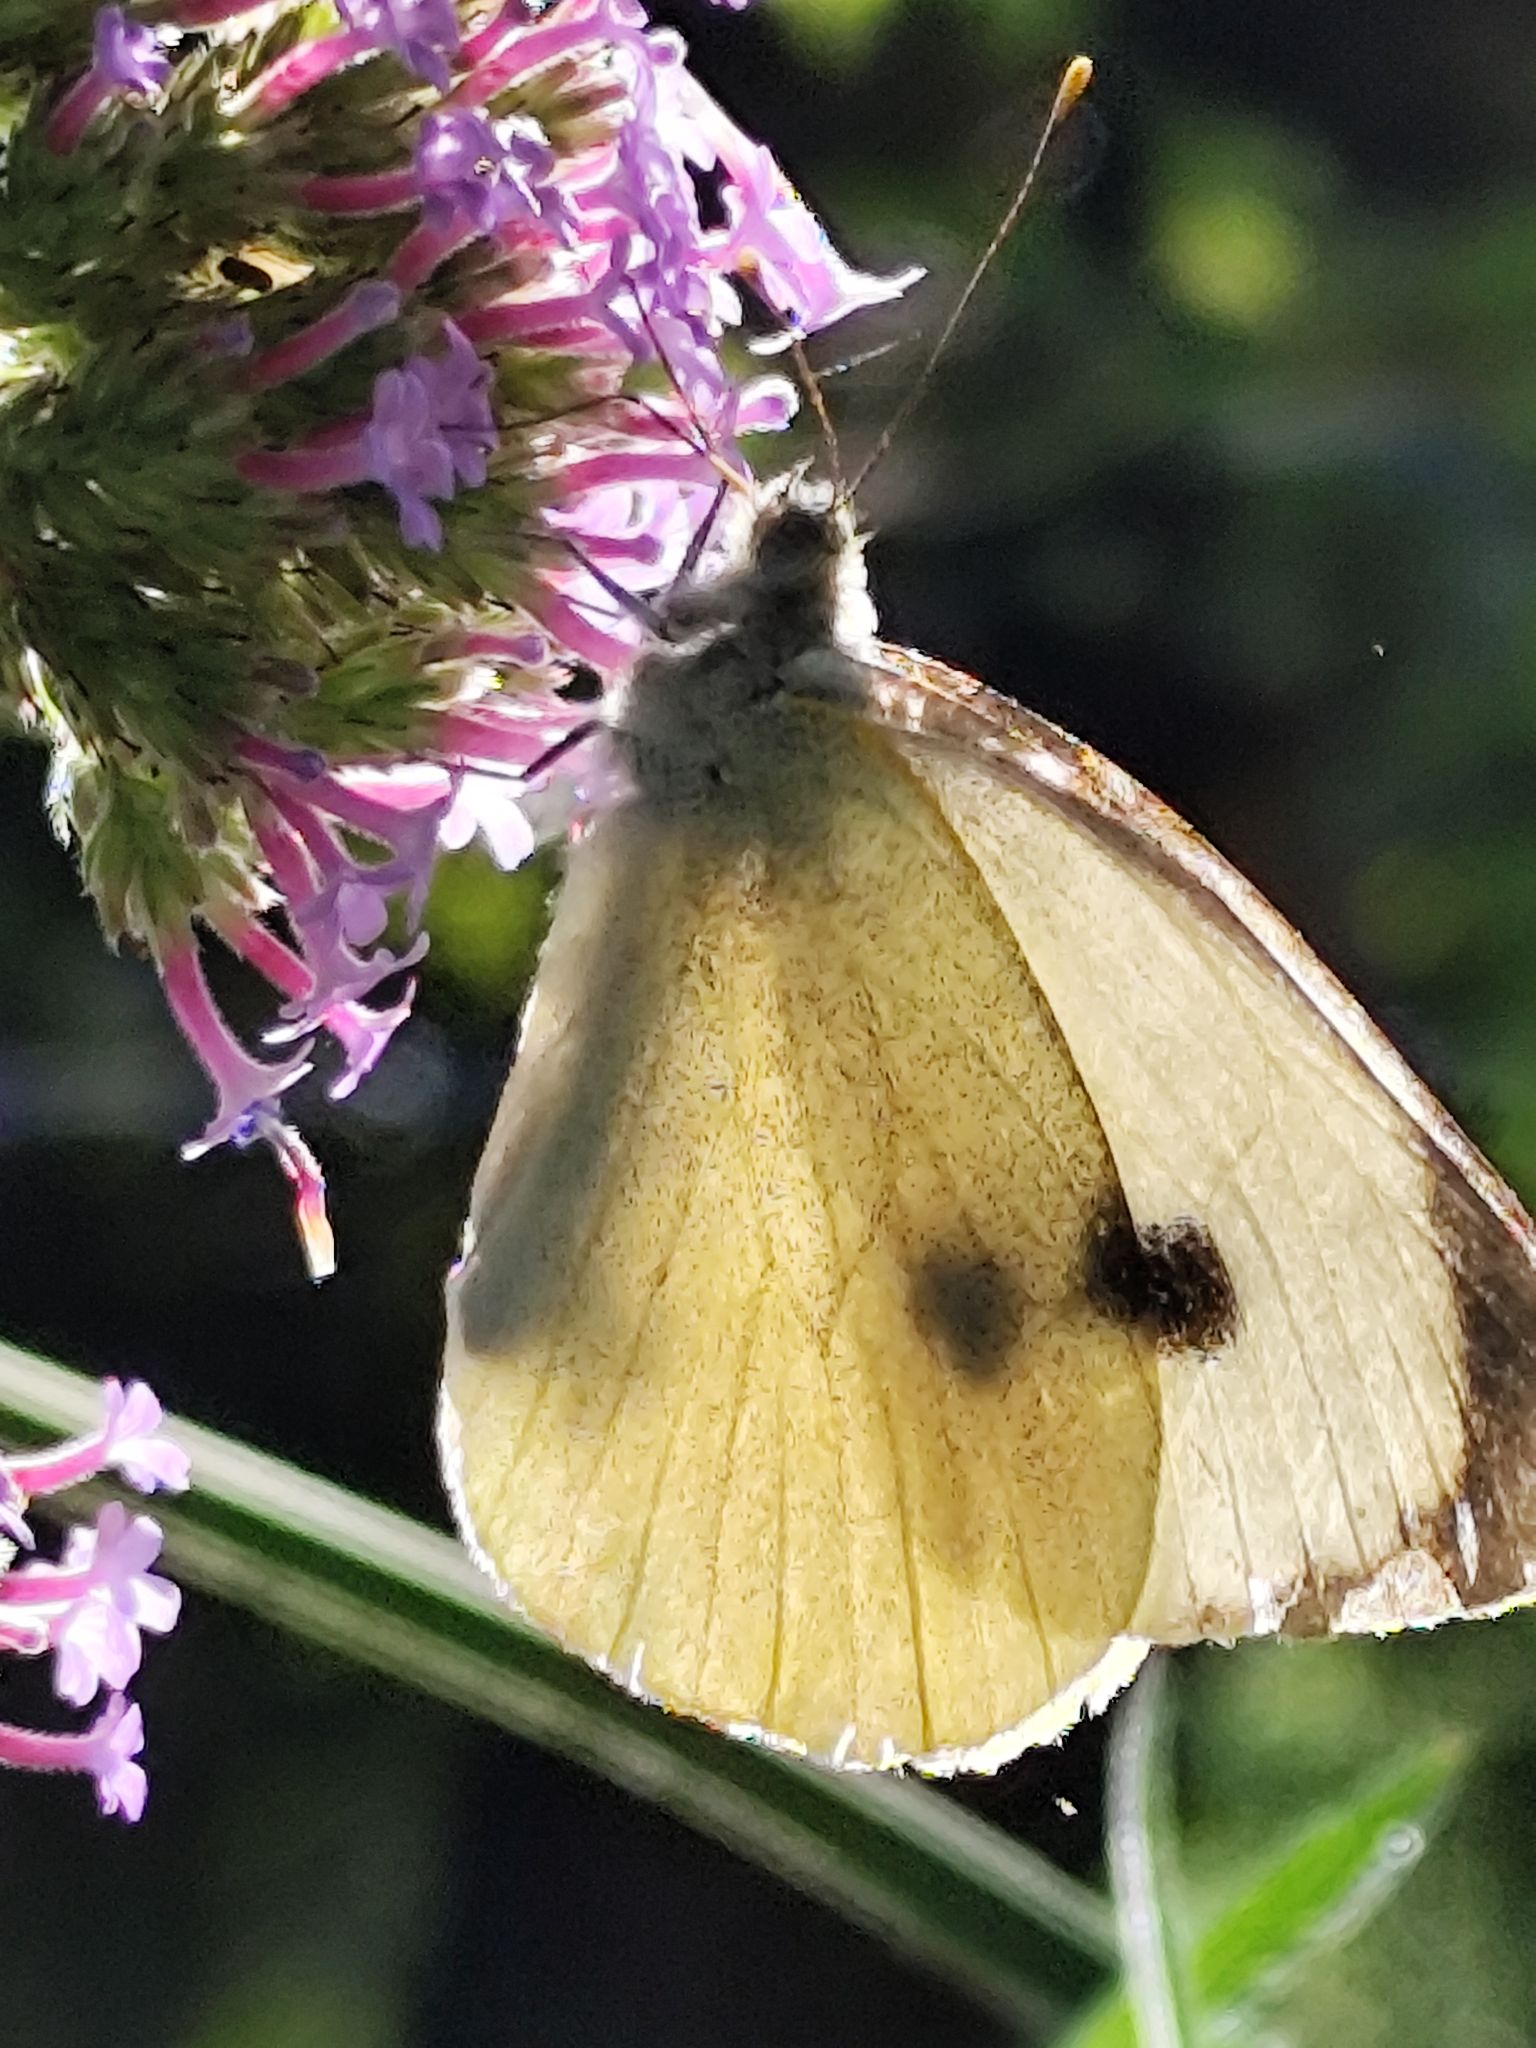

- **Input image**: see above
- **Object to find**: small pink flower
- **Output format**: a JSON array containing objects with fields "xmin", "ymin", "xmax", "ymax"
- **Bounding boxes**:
[
  {"xmin": 1, "ymin": 1382, "xmax": 186, "ymax": 1821},
  {"xmin": 99, "ymin": 1379, "xmax": 194, "ymax": 1496},
  {"xmin": 257, "ymin": 1112, "xmax": 337, "ymax": 1281},
  {"xmin": 415, "ymin": 109, "xmax": 565, "ymax": 239},
  {"xmin": 242, "ymin": 321, "xmax": 498, "ymax": 553},
  {"xmin": 85, "ymin": 1696, "xmax": 149, "ymax": 1822},
  {"xmin": 50, "ymin": 1505, "xmax": 180, "ymax": 1706},
  {"xmin": 160, "ymin": 938, "xmax": 317, "ymax": 1157},
  {"xmin": 4, "ymin": 1376, "xmax": 190, "ymax": 1500},
  {"xmin": 338, "ymin": 0, "xmax": 462, "ymax": 91},
  {"xmin": 1, "ymin": 1503, "xmax": 181, "ymax": 1707},
  {"xmin": 96, "ymin": 6, "xmax": 171, "ymax": 92},
  {"xmin": 364, "ymin": 322, "xmax": 498, "ymax": 548},
  {"xmin": 439, "ymin": 773, "xmax": 540, "ymax": 871},
  {"xmin": 0, "ymin": 1694, "xmax": 149, "ymax": 1823}
]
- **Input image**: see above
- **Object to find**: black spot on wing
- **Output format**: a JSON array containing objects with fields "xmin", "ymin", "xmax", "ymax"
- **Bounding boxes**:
[
  {"xmin": 910, "ymin": 1248, "xmax": 1027, "ymax": 1380},
  {"xmin": 1086, "ymin": 1204, "xmax": 1237, "ymax": 1351}
]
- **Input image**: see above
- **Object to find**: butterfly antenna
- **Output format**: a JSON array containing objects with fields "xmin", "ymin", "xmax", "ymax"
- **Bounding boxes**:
[
  {"xmin": 788, "ymin": 332, "xmax": 845, "ymax": 497},
  {"xmin": 816, "ymin": 337, "xmax": 905, "ymax": 382},
  {"xmin": 848, "ymin": 53, "xmax": 1094, "ymax": 497}
]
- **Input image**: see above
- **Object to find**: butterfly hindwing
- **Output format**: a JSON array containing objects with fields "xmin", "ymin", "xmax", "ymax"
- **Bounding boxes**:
[{"xmin": 442, "ymin": 699, "xmax": 1164, "ymax": 1767}]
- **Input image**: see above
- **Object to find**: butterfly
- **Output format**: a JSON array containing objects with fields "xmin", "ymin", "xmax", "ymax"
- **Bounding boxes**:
[{"xmin": 437, "ymin": 469, "xmax": 1536, "ymax": 1774}]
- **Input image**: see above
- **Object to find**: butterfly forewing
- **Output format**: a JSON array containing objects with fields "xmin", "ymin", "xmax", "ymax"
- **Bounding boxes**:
[{"xmin": 874, "ymin": 642, "xmax": 1536, "ymax": 1643}]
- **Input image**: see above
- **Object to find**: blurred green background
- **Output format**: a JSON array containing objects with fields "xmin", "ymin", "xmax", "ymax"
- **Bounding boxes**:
[{"xmin": 4, "ymin": 0, "xmax": 1536, "ymax": 2041}]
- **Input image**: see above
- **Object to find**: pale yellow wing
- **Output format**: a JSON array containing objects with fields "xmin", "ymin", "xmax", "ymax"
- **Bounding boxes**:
[
  {"xmin": 876, "ymin": 644, "xmax": 1536, "ymax": 1645},
  {"xmin": 442, "ymin": 702, "xmax": 1161, "ymax": 1769}
]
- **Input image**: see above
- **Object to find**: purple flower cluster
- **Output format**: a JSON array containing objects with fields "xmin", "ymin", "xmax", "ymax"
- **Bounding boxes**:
[
  {"xmin": 0, "ymin": 1381, "xmax": 189, "ymax": 1821},
  {"xmin": 48, "ymin": 0, "xmax": 910, "ymax": 1269}
]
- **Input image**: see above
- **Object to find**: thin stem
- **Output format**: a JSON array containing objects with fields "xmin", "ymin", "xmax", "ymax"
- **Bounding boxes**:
[{"xmin": 1105, "ymin": 1654, "xmax": 1200, "ymax": 2048}]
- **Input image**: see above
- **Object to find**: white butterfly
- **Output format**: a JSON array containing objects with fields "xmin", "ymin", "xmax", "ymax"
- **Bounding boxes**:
[{"xmin": 440, "ymin": 482, "xmax": 1536, "ymax": 1774}]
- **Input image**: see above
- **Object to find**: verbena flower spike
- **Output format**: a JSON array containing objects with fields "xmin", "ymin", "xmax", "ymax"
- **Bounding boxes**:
[
  {"xmin": 3, "ymin": 0, "xmax": 911, "ymax": 1274},
  {"xmin": 0, "ymin": 1379, "xmax": 190, "ymax": 1820}
]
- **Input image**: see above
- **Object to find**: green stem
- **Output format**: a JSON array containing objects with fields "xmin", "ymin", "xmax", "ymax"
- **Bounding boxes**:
[
  {"xmin": 1105, "ymin": 1654, "xmax": 1199, "ymax": 2048},
  {"xmin": 0, "ymin": 1338, "xmax": 1116, "ymax": 2027}
]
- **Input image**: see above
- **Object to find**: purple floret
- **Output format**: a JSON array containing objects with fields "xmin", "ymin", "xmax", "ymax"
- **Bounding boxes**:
[
  {"xmin": 92, "ymin": 5, "xmax": 171, "ymax": 94},
  {"xmin": 364, "ymin": 321, "xmax": 498, "ymax": 549},
  {"xmin": 414, "ymin": 108, "xmax": 565, "ymax": 239},
  {"xmin": 337, "ymin": 0, "xmax": 462, "ymax": 92}
]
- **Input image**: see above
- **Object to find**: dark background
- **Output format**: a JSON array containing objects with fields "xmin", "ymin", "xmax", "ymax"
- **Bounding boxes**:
[{"xmin": 4, "ymin": 1, "xmax": 1536, "ymax": 2041}]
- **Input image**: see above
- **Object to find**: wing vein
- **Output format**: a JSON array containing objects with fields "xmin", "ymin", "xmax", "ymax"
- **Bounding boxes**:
[
  {"xmin": 598, "ymin": 1120, "xmax": 732, "ymax": 1664},
  {"xmin": 1222, "ymin": 978, "xmax": 1400, "ymax": 1567},
  {"xmin": 835, "ymin": 958, "xmax": 1055, "ymax": 1716}
]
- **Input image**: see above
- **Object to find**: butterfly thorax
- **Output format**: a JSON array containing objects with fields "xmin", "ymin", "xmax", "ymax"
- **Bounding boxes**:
[{"xmin": 611, "ymin": 488, "xmax": 879, "ymax": 821}]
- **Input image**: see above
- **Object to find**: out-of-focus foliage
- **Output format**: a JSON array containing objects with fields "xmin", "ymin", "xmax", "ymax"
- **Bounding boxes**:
[
  {"xmin": 4, "ymin": 1, "xmax": 1536, "ymax": 2043},
  {"xmin": 1074, "ymin": 1700, "xmax": 1461, "ymax": 2048}
]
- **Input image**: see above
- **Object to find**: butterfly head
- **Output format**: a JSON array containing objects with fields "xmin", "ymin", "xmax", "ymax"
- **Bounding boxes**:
[
  {"xmin": 742, "ymin": 478, "xmax": 851, "ymax": 611},
  {"xmin": 656, "ymin": 474, "xmax": 872, "ymax": 660},
  {"xmin": 612, "ymin": 475, "xmax": 877, "ymax": 812}
]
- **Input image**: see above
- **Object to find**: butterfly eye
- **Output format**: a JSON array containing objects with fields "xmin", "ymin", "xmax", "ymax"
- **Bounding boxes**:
[
  {"xmin": 774, "ymin": 510, "xmax": 827, "ymax": 548},
  {"xmin": 753, "ymin": 505, "xmax": 836, "ymax": 577}
]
